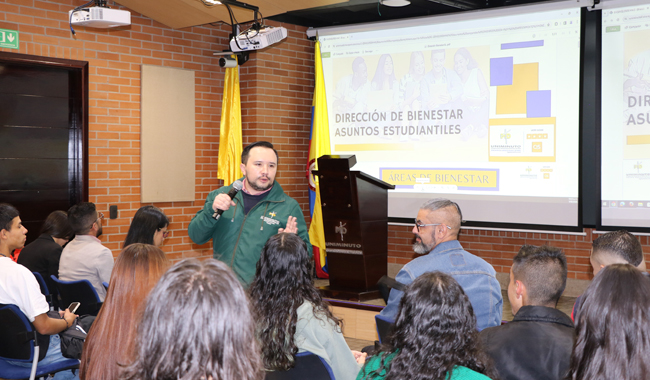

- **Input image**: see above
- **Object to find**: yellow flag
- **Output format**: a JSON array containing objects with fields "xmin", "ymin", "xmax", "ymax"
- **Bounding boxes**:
[
  {"xmin": 217, "ymin": 57, "xmax": 242, "ymax": 184},
  {"xmin": 308, "ymin": 41, "xmax": 331, "ymax": 278}
]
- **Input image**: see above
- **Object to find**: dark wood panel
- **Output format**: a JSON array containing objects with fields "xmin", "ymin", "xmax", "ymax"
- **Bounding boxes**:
[
  {"xmin": 0, "ymin": 159, "xmax": 69, "ymax": 190},
  {"xmin": 0, "ymin": 63, "xmax": 69, "ymax": 97},
  {"xmin": 0, "ymin": 94, "xmax": 69, "ymax": 128},
  {"xmin": 0, "ymin": 51, "xmax": 89, "ymax": 235},
  {"xmin": 0, "ymin": 126, "xmax": 69, "ymax": 159}
]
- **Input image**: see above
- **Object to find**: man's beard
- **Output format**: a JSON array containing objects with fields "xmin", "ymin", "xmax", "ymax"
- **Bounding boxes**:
[
  {"xmin": 412, "ymin": 232, "xmax": 436, "ymax": 254},
  {"xmin": 247, "ymin": 176, "xmax": 273, "ymax": 192},
  {"xmin": 96, "ymin": 224, "xmax": 103, "ymax": 238}
]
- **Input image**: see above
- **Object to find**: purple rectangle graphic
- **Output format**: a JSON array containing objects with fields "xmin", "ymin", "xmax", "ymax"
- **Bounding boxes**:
[
  {"xmin": 501, "ymin": 40, "xmax": 544, "ymax": 50},
  {"xmin": 490, "ymin": 57, "xmax": 513, "ymax": 86},
  {"xmin": 527, "ymin": 90, "xmax": 551, "ymax": 118}
]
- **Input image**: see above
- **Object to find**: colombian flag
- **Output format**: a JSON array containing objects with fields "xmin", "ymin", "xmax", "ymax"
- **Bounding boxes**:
[
  {"xmin": 308, "ymin": 41, "xmax": 331, "ymax": 279},
  {"xmin": 217, "ymin": 56, "xmax": 243, "ymax": 185}
]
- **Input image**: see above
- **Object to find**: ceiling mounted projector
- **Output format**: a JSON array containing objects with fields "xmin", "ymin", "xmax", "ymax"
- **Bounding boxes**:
[
  {"xmin": 230, "ymin": 26, "xmax": 288, "ymax": 52},
  {"xmin": 381, "ymin": 0, "xmax": 411, "ymax": 6},
  {"xmin": 69, "ymin": 7, "xmax": 131, "ymax": 28}
]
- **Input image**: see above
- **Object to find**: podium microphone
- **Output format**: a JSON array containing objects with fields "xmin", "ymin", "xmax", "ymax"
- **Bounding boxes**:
[{"xmin": 213, "ymin": 180, "xmax": 243, "ymax": 220}]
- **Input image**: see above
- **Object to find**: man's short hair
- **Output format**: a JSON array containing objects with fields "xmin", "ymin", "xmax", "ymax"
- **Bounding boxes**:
[
  {"xmin": 512, "ymin": 245, "xmax": 567, "ymax": 306},
  {"xmin": 592, "ymin": 230, "xmax": 643, "ymax": 266},
  {"xmin": 420, "ymin": 198, "xmax": 463, "ymax": 231},
  {"xmin": 241, "ymin": 141, "xmax": 279, "ymax": 165},
  {"xmin": 0, "ymin": 203, "xmax": 19, "ymax": 232},
  {"xmin": 68, "ymin": 202, "xmax": 98, "ymax": 235}
]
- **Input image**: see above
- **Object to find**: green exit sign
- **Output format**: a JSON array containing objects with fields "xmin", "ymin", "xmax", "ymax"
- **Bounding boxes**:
[{"xmin": 0, "ymin": 28, "xmax": 19, "ymax": 49}]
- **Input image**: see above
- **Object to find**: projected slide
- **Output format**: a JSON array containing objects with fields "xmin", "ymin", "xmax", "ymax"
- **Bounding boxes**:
[
  {"xmin": 318, "ymin": 6, "xmax": 581, "ymax": 227},
  {"xmin": 602, "ymin": 4, "xmax": 650, "ymax": 229}
]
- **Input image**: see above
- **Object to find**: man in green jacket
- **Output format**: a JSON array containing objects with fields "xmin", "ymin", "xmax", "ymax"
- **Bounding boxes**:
[{"xmin": 188, "ymin": 141, "xmax": 312, "ymax": 286}]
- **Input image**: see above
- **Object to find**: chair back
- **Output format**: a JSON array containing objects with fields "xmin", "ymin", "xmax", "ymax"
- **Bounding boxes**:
[
  {"xmin": 50, "ymin": 276, "xmax": 102, "ymax": 316},
  {"xmin": 265, "ymin": 351, "xmax": 335, "ymax": 380},
  {"xmin": 0, "ymin": 304, "xmax": 39, "ymax": 362},
  {"xmin": 0, "ymin": 304, "xmax": 79, "ymax": 380},
  {"xmin": 32, "ymin": 272, "xmax": 57, "ymax": 310},
  {"xmin": 375, "ymin": 314, "xmax": 394, "ymax": 344}
]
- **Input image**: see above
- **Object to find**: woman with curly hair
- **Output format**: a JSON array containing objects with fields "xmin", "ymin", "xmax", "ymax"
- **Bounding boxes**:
[
  {"xmin": 249, "ymin": 233, "xmax": 363, "ymax": 380},
  {"xmin": 358, "ymin": 271, "xmax": 497, "ymax": 380},
  {"xmin": 565, "ymin": 263, "xmax": 650, "ymax": 380}
]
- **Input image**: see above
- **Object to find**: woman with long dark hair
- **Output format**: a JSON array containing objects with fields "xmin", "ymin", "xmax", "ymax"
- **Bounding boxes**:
[
  {"xmin": 358, "ymin": 271, "xmax": 497, "ymax": 380},
  {"xmin": 123, "ymin": 205, "xmax": 169, "ymax": 248},
  {"xmin": 80, "ymin": 243, "xmax": 169, "ymax": 380},
  {"xmin": 249, "ymin": 233, "xmax": 362, "ymax": 380},
  {"xmin": 122, "ymin": 258, "xmax": 263, "ymax": 380},
  {"xmin": 565, "ymin": 263, "xmax": 650, "ymax": 380}
]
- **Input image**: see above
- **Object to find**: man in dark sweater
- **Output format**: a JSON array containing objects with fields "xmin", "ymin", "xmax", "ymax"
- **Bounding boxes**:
[{"xmin": 480, "ymin": 245, "xmax": 574, "ymax": 380}]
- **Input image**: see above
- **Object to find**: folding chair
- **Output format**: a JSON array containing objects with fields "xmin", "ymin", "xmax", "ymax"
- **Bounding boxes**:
[
  {"xmin": 0, "ymin": 304, "xmax": 78, "ymax": 380},
  {"xmin": 50, "ymin": 276, "xmax": 102, "ymax": 316},
  {"xmin": 265, "ymin": 351, "xmax": 335, "ymax": 380}
]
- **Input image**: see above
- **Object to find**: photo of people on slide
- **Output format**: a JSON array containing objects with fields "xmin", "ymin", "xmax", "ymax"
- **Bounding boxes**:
[{"xmin": 329, "ymin": 46, "xmax": 492, "ymax": 161}]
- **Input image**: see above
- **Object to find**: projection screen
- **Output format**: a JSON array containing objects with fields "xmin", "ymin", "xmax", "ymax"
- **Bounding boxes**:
[
  {"xmin": 601, "ymin": 2, "xmax": 650, "ymax": 229},
  {"xmin": 314, "ymin": 3, "xmax": 583, "ymax": 227}
]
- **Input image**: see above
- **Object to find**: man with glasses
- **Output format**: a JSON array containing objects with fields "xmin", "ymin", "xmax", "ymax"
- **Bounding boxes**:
[
  {"xmin": 59, "ymin": 202, "xmax": 114, "ymax": 301},
  {"xmin": 379, "ymin": 198, "xmax": 502, "ymax": 330}
]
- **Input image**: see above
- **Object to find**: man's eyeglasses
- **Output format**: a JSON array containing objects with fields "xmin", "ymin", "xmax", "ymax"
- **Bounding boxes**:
[
  {"xmin": 90, "ymin": 212, "xmax": 104, "ymax": 228},
  {"xmin": 414, "ymin": 218, "xmax": 452, "ymax": 232}
]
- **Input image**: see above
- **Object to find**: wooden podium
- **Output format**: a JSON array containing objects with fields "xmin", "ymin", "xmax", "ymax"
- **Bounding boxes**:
[{"xmin": 313, "ymin": 155, "xmax": 394, "ymax": 301}]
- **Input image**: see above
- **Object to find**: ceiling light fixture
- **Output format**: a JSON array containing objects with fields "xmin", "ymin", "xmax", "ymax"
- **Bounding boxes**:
[{"xmin": 380, "ymin": 0, "xmax": 411, "ymax": 7}]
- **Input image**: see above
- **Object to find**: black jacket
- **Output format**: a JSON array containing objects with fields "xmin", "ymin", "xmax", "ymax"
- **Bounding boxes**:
[
  {"xmin": 480, "ymin": 305, "xmax": 575, "ymax": 380},
  {"xmin": 17, "ymin": 233, "xmax": 62, "ymax": 301}
]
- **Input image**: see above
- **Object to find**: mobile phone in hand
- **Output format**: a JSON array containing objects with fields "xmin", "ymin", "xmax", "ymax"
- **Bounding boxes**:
[{"xmin": 68, "ymin": 302, "xmax": 80, "ymax": 314}]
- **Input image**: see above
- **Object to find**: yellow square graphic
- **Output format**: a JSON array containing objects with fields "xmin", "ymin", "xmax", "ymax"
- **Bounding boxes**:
[
  {"xmin": 532, "ymin": 141, "xmax": 542, "ymax": 152},
  {"xmin": 543, "ymin": 173, "xmax": 550, "ymax": 179},
  {"xmin": 496, "ymin": 63, "xmax": 539, "ymax": 115}
]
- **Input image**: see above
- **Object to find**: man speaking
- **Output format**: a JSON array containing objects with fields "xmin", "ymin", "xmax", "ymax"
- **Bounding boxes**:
[{"xmin": 188, "ymin": 141, "xmax": 312, "ymax": 286}]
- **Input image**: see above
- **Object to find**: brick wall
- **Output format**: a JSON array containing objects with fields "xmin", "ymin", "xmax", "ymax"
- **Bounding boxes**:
[
  {"xmin": 0, "ymin": 0, "xmax": 313, "ymax": 263},
  {"xmin": 3, "ymin": 0, "xmax": 649, "ymax": 279}
]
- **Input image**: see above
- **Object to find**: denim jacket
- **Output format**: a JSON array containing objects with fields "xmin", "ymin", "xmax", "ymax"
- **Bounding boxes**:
[{"xmin": 379, "ymin": 240, "xmax": 503, "ymax": 330}]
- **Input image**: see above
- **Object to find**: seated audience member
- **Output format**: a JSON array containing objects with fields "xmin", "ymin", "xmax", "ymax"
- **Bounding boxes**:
[
  {"xmin": 18, "ymin": 210, "xmax": 73, "ymax": 306},
  {"xmin": 80, "ymin": 243, "xmax": 169, "ymax": 380},
  {"xmin": 122, "ymin": 258, "xmax": 263, "ymax": 380},
  {"xmin": 480, "ymin": 245, "xmax": 574, "ymax": 380},
  {"xmin": 358, "ymin": 271, "xmax": 497, "ymax": 380},
  {"xmin": 572, "ymin": 230, "xmax": 646, "ymax": 320},
  {"xmin": 59, "ymin": 202, "xmax": 114, "ymax": 301},
  {"xmin": 0, "ymin": 204, "xmax": 78, "ymax": 380},
  {"xmin": 566, "ymin": 263, "xmax": 650, "ymax": 380},
  {"xmin": 380, "ymin": 198, "xmax": 502, "ymax": 330},
  {"xmin": 249, "ymin": 233, "xmax": 363, "ymax": 380},
  {"xmin": 123, "ymin": 205, "xmax": 169, "ymax": 248}
]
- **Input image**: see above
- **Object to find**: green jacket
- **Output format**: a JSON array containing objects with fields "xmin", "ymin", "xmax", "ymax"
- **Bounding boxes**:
[
  {"xmin": 358, "ymin": 351, "xmax": 492, "ymax": 380},
  {"xmin": 188, "ymin": 180, "xmax": 312, "ymax": 286}
]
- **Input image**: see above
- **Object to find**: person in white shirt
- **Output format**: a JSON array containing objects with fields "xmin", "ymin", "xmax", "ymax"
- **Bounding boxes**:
[
  {"xmin": 0, "ymin": 203, "xmax": 78, "ymax": 380},
  {"xmin": 59, "ymin": 202, "xmax": 114, "ymax": 301}
]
